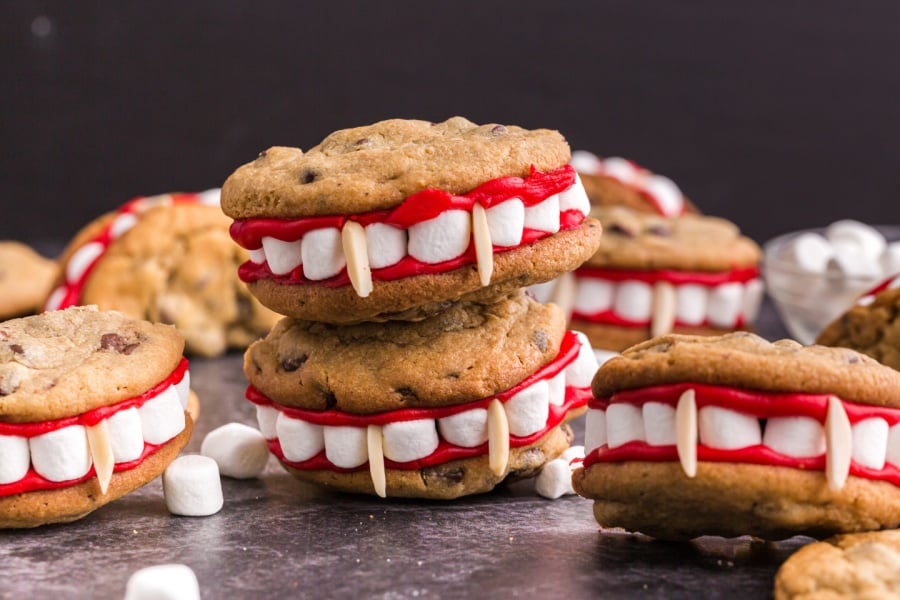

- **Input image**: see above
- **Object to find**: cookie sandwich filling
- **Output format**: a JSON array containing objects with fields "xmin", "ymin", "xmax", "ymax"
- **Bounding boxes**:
[
  {"xmin": 583, "ymin": 381, "xmax": 900, "ymax": 491},
  {"xmin": 572, "ymin": 266, "xmax": 763, "ymax": 336},
  {"xmin": 229, "ymin": 165, "xmax": 591, "ymax": 298},
  {"xmin": 0, "ymin": 359, "xmax": 190, "ymax": 497},
  {"xmin": 857, "ymin": 274, "xmax": 900, "ymax": 306},
  {"xmin": 44, "ymin": 190, "xmax": 222, "ymax": 312},
  {"xmin": 247, "ymin": 331, "xmax": 597, "ymax": 497}
]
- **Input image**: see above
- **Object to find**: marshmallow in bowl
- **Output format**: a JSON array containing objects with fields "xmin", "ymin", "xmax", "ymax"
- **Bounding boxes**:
[{"xmin": 780, "ymin": 221, "xmax": 897, "ymax": 281}]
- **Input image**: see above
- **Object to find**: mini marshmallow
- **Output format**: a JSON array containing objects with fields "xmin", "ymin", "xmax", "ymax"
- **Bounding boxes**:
[
  {"xmin": 606, "ymin": 403, "xmax": 645, "ymax": 449},
  {"xmin": 675, "ymin": 284, "xmax": 708, "ymax": 326},
  {"xmin": 885, "ymin": 424, "xmax": 900, "ymax": 467},
  {"xmin": 642, "ymin": 402, "xmax": 676, "ymax": 446},
  {"xmin": 408, "ymin": 210, "xmax": 471, "ymax": 264},
  {"xmin": 564, "ymin": 331, "xmax": 600, "ymax": 388},
  {"xmin": 826, "ymin": 220, "xmax": 886, "ymax": 261},
  {"xmin": 561, "ymin": 445, "xmax": 585, "ymax": 464},
  {"xmin": 763, "ymin": 416, "xmax": 825, "ymax": 458},
  {"xmin": 438, "ymin": 408, "xmax": 488, "ymax": 448},
  {"xmin": 248, "ymin": 248, "xmax": 266, "ymax": 264},
  {"xmin": 44, "ymin": 286, "xmax": 66, "ymax": 312},
  {"xmin": 584, "ymin": 409, "xmax": 607, "ymax": 452},
  {"xmin": 107, "ymin": 407, "xmax": 145, "ymax": 463},
  {"xmin": 322, "ymin": 425, "xmax": 368, "ymax": 469},
  {"xmin": 365, "ymin": 222, "xmax": 407, "ymax": 269},
  {"xmin": 0, "ymin": 434, "xmax": 29, "ymax": 484},
  {"xmin": 742, "ymin": 279, "xmax": 765, "ymax": 324},
  {"xmin": 275, "ymin": 414, "xmax": 324, "ymax": 462},
  {"xmin": 197, "ymin": 187, "xmax": 221, "ymax": 206},
  {"xmin": 163, "ymin": 455, "xmax": 223, "ymax": 517},
  {"xmin": 574, "ymin": 279, "xmax": 615, "ymax": 314},
  {"xmin": 707, "ymin": 283, "xmax": 744, "ymax": 328},
  {"xmin": 851, "ymin": 418, "xmax": 889, "ymax": 470},
  {"xmin": 30, "ymin": 425, "xmax": 92, "ymax": 482},
  {"xmin": 201, "ymin": 422, "xmax": 270, "ymax": 478},
  {"xmin": 547, "ymin": 371, "xmax": 566, "ymax": 406},
  {"xmin": 174, "ymin": 370, "xmax": 191, "ymax": 410},
  {"xmin": 642, "ymin": 175, "xmax": 683, "ymax": 217},
  {"xmin": 124, "ymin": 564, "xmax": 200, "ymax": 600},
  {"xmin": 882, "ymin": 242, "xmax": 900, "ymax": 276},
  {"xmin": 256, "ymin": 405, "xmax": 279, "ymax": 439},
  {"xmin": 600, "ymin": 157, "xmax": 639, "ymax": 183},
  {"xmin": 382, "ymin": 419, "xmax": 439, "ymax": 463},
  {"xmin": 528, "ymin": 280, "xmax": 557, "ymax": 304},
  {"xmin": 138, "ymin": 386, "xmax": 186, "ymax": 445},
  {"xmin": 523, "ymin": 194, "xmax": 560, "ymax": 233},
  {"xmin": 485, "ymin": 198, "xmax": 525, "ymax": 247},
  {"xmin": 786, "ymin": 232, "xmax": 834, "ymax": 273},
  {"xmin": 613, "ymin": 281, "xmax": 652, "ymax": 322},
  {"xmin": 66, "ymin": 241, "xmax": 104, "ymax": 283},
  {"xmin": 558, "ymin": 174, "xmax": 591, "ymax": 217},
  {"xmin": 569, "ymin": 150, "xmax": 602, "ymax": 174},
  {"xmin": 534, "ymin": 457, "xmax": 575, "ymax": 499},
  {"xmin": 301, "ymin": 227, "xmax": 346, "ymax": 281},
  {"xmin": 827, "ymin": 252, "xmax": 883, "ymax": 280},
  {"xmin": 505, "ymin": 380, "xmax": 550, "ymax": 437},
  {"xmin": 109, "ymin": 212, "xmax": 139, "ymax": 239},
  {"xmin": 261, "ymin": 236, "xmax": 302, "ymax": 275},
  {"xmin": 698, "ymin": 406, "xmax": 761, "ymax": 450}
]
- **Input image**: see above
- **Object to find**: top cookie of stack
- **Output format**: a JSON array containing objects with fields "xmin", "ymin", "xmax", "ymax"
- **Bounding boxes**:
[{"xmin": 221, "ymin": 117, "xmax": 603, "ymax": 323}]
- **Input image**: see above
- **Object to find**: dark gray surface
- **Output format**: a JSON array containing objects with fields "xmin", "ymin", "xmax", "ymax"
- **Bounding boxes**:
[{"xmin": 0, "ymin": 304, "xmax": 802, "ymax": 600}]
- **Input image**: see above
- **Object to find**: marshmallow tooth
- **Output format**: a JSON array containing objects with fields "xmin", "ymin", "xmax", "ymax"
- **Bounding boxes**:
[
  {"xmin": 366, "ymin": 222, "xmax": 407, "ymax": 269},
  {"xmin": 764, "ymin": 416, "xmax": 826, "ymax": 458},
  {"xmin": 886, "ymin": 424, "xmax": 900, "ymax": 467},
  {"xmin": 523, "ymin": 194, "xmax": 561, "ymax": 233},
  {"xmin": 601, "ymin": 157, "xmax": 639, "ymax": 184},
  {"xmin": 30, "ymin": 425, "xmax": 92, "ymax": 482},
  {"xmin": 408, "ymin": 210, "xmax": 471, "ymax": 264},
  {"xmin": 276, "ymin": 414, "xmax": 325, "ymax": 462},
  {"xmin": 613, "ymin": 281, "xmax": 652, "ymax": 323},
  {"xmin": 698, "ymin": 406, "xmax": 761, "ymax": 450},
  {"xmin": 564, "ymin": 331, "xmax": 600, "ymax": 389},
  {"xmin": 675, "ymin": 284, "xmax": 708, "ymax": 326},
  {"xmin": 201, "ymin": 422, "xmax": 270, "ymax": 479},
  {"xmin": 851, "ymin": 418, "xmax": 889, "ymax": 470},
  {"xmin": 742, "ymin": 279, "xmax": 765, "ymax": 324},
  {"xmin": 87, "ymin": 420, "xmax": 115, "ymax": 494},
  {"xmin": 569, "ymin": 150, "xmax": 602, "ymax": 174},
  {"xmin": 438, "ymin": 408, "xmax": 488, "ymax": 448},
  {"xmin": 825, "ymin": 396, "xmax": 852, "ymax": 491},
  {"xmin": 707, "ymin": 283, "xmax": 744, "ymax": 328},
  {"xmin": 642, "ymin": 402, "xmax": 677, "ymax": 446},
  {"xmin": 558, "ymin": 174, "xmax": 591, "ymax": 217},
  {"xmin": 138, "ymin": 386, "xmax": 186, "ymax": 445},
  {"xmin": 323, "ymin": 425, "xmax": 369, "ymax": 469},
  {"xmin": 573, "ymin": 279, "xmax": 615, "ymax": 315},
  {"xmin": 485, "ymin": 198, "xmax": 525, "ymax": 247},
  {"xmin": 261, "ymin": 236, "xmax": 302, "ymax": 275},
  {"xmin": 107, "ymin": 407, "xmax": 144, "ymax": 463},
  {"xmin": 606, "ymin": 403, "xmax": 645, "ymax": 449},
  {"xmin": 643, "ymin": 175, "xmax": 683, "ymax": 217},
  {"xmin": 174, "ymin": 370, "xmax": 191, "ymax": 410},
  {"xmin": 583, "ymin": 409, "xmax": 607, "ymax": 453},
  {"xmin": 302, "ymin": 227, "xmax": 346, "ymax": 281},
  {"xmin": 0, "ymin": 435, "xmax": 30, "ymax": 484},
  {"xmin": 382, "ymin": 419, "xmax": 439, "ymax": 463},
  {"xmin": 676, "ymin": 389, "xmax": 698, "ymax": 478},
  {"xmin": 110, "ymin": 213, "xmax": 139, "ymax": 239},
  {"xmin": 256, "ymin": 405, "xmax": 280, "ymax": 439},
  {"xmin": 547, "ymin": 371, "xmax": 566, "ymax": 407},
  {"xmin": 505, "ymin": 380, "xmax": 550, "ymax": 436},
  {"xmin": 163, "ymin": 455, "xmax": 223, "ymax": 517}
]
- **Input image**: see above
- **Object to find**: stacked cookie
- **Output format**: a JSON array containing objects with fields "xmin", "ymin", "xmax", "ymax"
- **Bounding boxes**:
[{"xmin": 222, "ymin": 117, "xmax": 604, "ymax": 499}]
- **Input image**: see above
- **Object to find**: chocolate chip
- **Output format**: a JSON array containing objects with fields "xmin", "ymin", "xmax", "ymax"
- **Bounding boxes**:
[
  {"xmin": 9, "ymin": 344, "xmax": 23, "ymax": 354},
  {"xmin": 324, "ymin": 391, "xmax": 337, "ymax": 410},
  {"xmin": 354, "ymin": 138, "xmax": 370, "ymax": 146},
  {"xmin": 532, "ymin": 330, "xmax": 548, "ymax": 352},
  {"xmin": 280, "ymin": 354, "xmax": 308, "ymax": 372},
  {"xmin": 490, "ymin": 125, "xmax": 507, "ymax": 136},
  {"xmin": 100, "ymin": 333, "xmax": 140, "ymax": 354},
  {"xmin": 445, "ymin": 372, "xmax": 460, "ymax": 380},
  {"xmin": 646, "ymin": 224, "xmax": 671, "ymax": 237},
  {"xmin": 257, "ymin": 150, "xmax": 268, "ymax": 159},
  {"xmin": 396, "ymin": 387, "xmax": 418, "ymax": 403},
  {"xmin": 609, "ymin": 224, "xmax": 635, "ymax": 238},
  {"xmin": 300, "ymin": 169, "xmax": 319, "ymax": 184},
  {"xmin": 847, "ymin": 354, "xmax": 860, "ymax": 364},
  {"xmin": 0, "ymin": 330, "xmax": 8, "ymax": 341},
  {"xmin": 434, "ymin": 466, "xmax": 464, "ymax": 484}
]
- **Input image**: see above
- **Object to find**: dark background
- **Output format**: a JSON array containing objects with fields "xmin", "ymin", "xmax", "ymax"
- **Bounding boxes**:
[{"xmin": 2, "ymin": 1, "xmax": 898, "ymax": 247}]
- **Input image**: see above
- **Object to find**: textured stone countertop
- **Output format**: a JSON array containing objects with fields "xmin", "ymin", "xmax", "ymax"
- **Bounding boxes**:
[{"xmin": 1, "ymin": 302, "xmax": 808, "ymax": 599}]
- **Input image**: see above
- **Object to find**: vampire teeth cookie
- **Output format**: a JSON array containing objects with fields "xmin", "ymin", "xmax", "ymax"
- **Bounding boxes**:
[
  {"xmin": 45, "ymin": 190, "xmax": 278, "ymax": 357},
  {"xmin": 572, "ymin": 332, "xmax": 900, "ymax": 541},
  {"xmin": 568, "ymin": 205, "xmax": 762, "ymax": 352},
  {"xmin": 243, "ymin": 292, "xmax": 599, "ymax": 499},
  {"xmin": 0, "ymin": 306, "xmax": 193, "ymax": 528},
  {"xmin": 221, "ymin": 117, "xmax": 602, "ymax": 324},
  {"xmin": 0, "ymin": 241, "xmax": 58, "ymax": 320}
]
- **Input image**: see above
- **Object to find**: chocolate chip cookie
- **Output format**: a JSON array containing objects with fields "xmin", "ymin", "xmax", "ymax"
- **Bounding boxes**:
[{"xmin": 0, "ymin": 241, "xmax": 58, "ymax": 320}]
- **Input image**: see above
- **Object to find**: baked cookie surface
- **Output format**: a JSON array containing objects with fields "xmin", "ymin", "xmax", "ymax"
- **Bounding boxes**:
[
  {"xmin": 0, "ymin": 241, "xmax": 58, "ymax": 320},
  {"xmin": 817, "ymin": 287, "xmax": 900, "ymax": 372}
]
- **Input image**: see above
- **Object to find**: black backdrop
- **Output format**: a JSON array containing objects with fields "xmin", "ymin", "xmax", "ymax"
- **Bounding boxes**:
[{"xmin": 2, "ymin": 1, "xmax": 899, "ymax": 246}]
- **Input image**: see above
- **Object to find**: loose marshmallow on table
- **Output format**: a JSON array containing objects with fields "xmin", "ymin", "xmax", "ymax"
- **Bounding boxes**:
[
  {"xmin": 535, "ymin": 445, "xmax": 585, "ymax": 499},
  {"xmin": 163, "ymin": 455, "xmax": 224, "ymax": 517},
  {"xmin": 124, "ymin": 564, "xmax": 200, "ymax": 600},
  {"xmin": 201, "ymin": 422, "xmax": 270, "ymax": 479}
]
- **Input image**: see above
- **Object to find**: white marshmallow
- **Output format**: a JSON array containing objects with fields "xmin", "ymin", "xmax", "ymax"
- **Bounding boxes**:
[
  {"xmin": 0, "ymin": 435, "xmax": 30, "ymax": 484},
  {"xmin": 163, "ymin": 455, "xmax": 223, "ymax": 517},
  {"xmin": 505, "ymin": 380, "xmax": 550, "ymax": 437},
  {"xmin": 763, "ymin": 416, "xmax": 825, "ymax": 458},
  {"xmin": 882, "ymin": 242, "xmax": 900, "ymax": 276},
  {"xmin": 201, "ymin": 422, "xmax": 270, "ymax": 478},
  {"xmin": 365, "ymin": 222, "xmax": 407, "ymax": 269},
  {"xmin": 275, "ymin": 414, "xmax": 324, "ymax": 462},
  {"xmin": 698, "ymin": 406, "xmax": 761, "ymax": 450},
  {"xmin": 528, "ymin": 280, "xmax": 557, "ymax": 304},
  {"xmin": 786, "ymin": 232, "xmax": 834, "ymax": 273},
  {"xmin": 584, "ymin": 409, "xmax": 607, "ymax": 453},
  {"xmin": 613, "ymin": 281, "xmax": 653, "ymax": 322},
  {"xmin": 675, "ymin": 284, "xmax": 708, "ymax": 326},
  {"xmin": 30, "ymin": 425, "xmax": 92, "ymax": 482},
  {"xmin": 642, "ymin": 175, "xmax": 683, "ymax": 217},
  {"xmin": 301, "ymin": 227, "xmax": 346, "ymax": 281},
  {"xmin": 66, "ymin": 241, "xmax": 104, "ymax": 283},
  {"xmin": 408, "ymin": 210, "xmax": 471, "ymax": 264},
  {"xmin": 124, "ymin": 564, "xmax": 201, "ymax": 600},
  {"xmin": 564, "ymin": 331, "xmax": 600, "ymax": 388},
  {"xmin": 606, "ymin": 403, "xmax": 645, "ymax": 449},
  {"xmin": 707, "ymin": 282, "xmax": 744, "ymax": 328},
  {"xmin": 256, "ymin": 405, "xmax": 279, "ymax": 439},
  {"xmin": 742, "ymin": 279, "xmax": 765, "ymax": 323},
  {"xmin": 44, "ymin": 286, "xmax": 66, "ymax": 312},
  {"xmin": 138, "ymin": 386, "xmax": 186, "ymax": 445},
  {"xmin": 558, "ymin": 174, "xmax": 591, "ymax": 217},
  {"xmin": 593, "ymin": 349, "xmax": 619, "ymax": 366},
  {"xmin": 438, "ymin": 408, "xmax": 488, "ymax": 448},
  {"xmin": 642, "ymin": 402, "xmax": 676, "ymax": 446},
  {"xmin": 485, "ymin": 198, "xmax": 525, "ymax": 247},
  {"xmin": 601, "ymin": 157, "xmax": 639, "ymax": 184},
  {"xmin": 523, "ymin": 195, "xmax": 560, "ymax": 233},
  {"xmin": 174, "ymin": 370, "xmax": 191, "ymax": 410},
  {"xmin": 109, "ymin": 212, "xmax": 138, "ymax": 239},
  {"xmin": 827, "ymin": 252, "xmax": 883, "ymax": 280},
  {"xmin": 561, "ymin": 445, "xmax": 585, "ymax": 463},
  {"xmin": 885, "ymin": 424, "xmax": 900, "ymax": 467},
  {"xmin": 248, "ymin": 248, "xmax": 266, "ymax": 264},
  {"xmin": 261, "ymin": 236, "xmax": 302, "ymax": 275},
  {"xmin": 826, "ymin": 220, "xmax": 886, "ymax": 261},
  {"xmin": 197, "ymin": 188, "xmax": 221, "ymax": 206},
  {"xmin": 534, "ymin": 457, "xmax": 575, "ymax": 499},
  {"xmin": 852, "ymin": 418, "xmax": 889, "ymax": 470},
  {"xmin": 322, "ymin": 425, "xmax": 368, "ymax": 469},
  {"xmin": 574, "ymin": 278, "xmax": 615, "ymax": 315},
  {"xmin": 569, "ymin": 150, "xmax": 602, "ymax": 174},
  {"xmin": 107, "ymin": 407, "xmax": 145, "ymax": 463},
  {"xmin": 382, "ymin": 419, "xmax": 439, "ymax": 463},
  {"xmin": 547, "ymin": 371, "xmax": 566, "ymax": 407}
]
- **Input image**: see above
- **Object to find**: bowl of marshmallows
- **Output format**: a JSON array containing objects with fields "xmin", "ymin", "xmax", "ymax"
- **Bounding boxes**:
[{"xmin": 763, "ymin": 220, "xmax": 900, "ymax": 344}]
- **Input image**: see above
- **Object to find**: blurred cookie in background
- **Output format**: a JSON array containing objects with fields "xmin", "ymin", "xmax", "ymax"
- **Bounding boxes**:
[{"xmin": 0, "ymin": 241, "xmax": 58, "ymax": 320}]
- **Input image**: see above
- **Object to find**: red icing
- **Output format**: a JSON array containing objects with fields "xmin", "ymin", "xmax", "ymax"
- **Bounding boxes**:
[
  {"xmin": 592, "ymin": 158, "xmax": 685, "ymax": 217},
  {"xmin": 858, "ymin": 273, "xmax": 900, "ymax": 302}
]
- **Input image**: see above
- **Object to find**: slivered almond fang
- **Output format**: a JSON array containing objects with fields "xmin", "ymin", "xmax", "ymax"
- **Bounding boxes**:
[
  {"xmin": 87, "ymin": 420, "xmax": 114, "ymax": 495},
  {"xmin": 675, "ymin": 388, "xmax": 697, "ymax": 478},
  {"xmin": 651, "ymin": 281, "xmax": 676, "ymax": 338},
  {"xmin": 367, "ymin": 425, "xmax": 386, "ymax": 498},
  {"xmin": 472, "ymin": 204, "xmax": 494, "ymax": 286},
  {"xmin": 826, "ymin": 395, "xmax": 852, "ymax": 491},
  {"xmin": 549, "ymin": 272, "xmax": 577, "ymax": 322},
  {"xmin": 488, "ymin": 399, "xmax": 510, "ymax": 476},
  {"xmin": 341, "ymin": 221, "xmax": 373, "ymax": 298}
]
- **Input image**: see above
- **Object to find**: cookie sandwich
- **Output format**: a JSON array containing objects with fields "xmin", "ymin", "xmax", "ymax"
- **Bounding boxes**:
[
  {"xmin": 0, "ymin": 306, "xmax": 193, "ymax": 528},
  {"xmin": 222, "ymin": 116, "xmax": 601, "ymax": 324},
  {"xmin": 0, "ymin": 241, "xmax": 58, "ymax": 320},
  {"xmin": 45, "ymin": 190, "xmax": 278, "ymax": 357},
  {"xmin": 573, "ymin": 332, "xmax": 900, "ymax": 540},
  {"xmin": 244, "ymin": 293, "xmax": 599, "ymax": 499}
]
